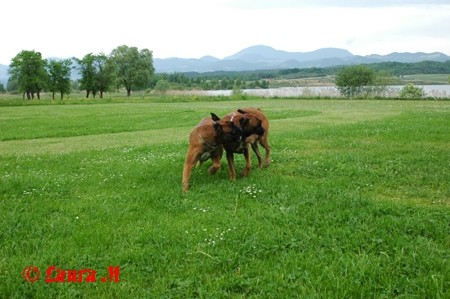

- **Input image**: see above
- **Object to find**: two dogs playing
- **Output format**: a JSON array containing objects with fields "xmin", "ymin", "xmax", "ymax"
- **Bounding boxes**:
[{"xmin": 182, "ymin": 108, "xmax": 270, "ymax": 192}]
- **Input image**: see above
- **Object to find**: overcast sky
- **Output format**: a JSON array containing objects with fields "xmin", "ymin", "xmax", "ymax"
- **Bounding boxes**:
[{"xmin": 1, "ymin": 0, "xmax": 449, "ymax": 65}]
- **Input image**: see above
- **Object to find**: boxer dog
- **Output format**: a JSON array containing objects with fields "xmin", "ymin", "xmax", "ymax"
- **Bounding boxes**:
[
  {"xmin": 236, "ymin": 107, "xmax": 271, "ymax": 168},
  {"xmin": 221, "ymin": 108, "xmax": 269, "ymax": 180},
  {"xmin": 182, "ymin": 113, "xmax": 244, "ymax": 192}
]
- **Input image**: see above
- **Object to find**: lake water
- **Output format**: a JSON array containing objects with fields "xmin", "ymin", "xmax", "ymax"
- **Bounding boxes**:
[{"xmin": 199, "ymin": 85, "xmax": 450, "ymax": 98}]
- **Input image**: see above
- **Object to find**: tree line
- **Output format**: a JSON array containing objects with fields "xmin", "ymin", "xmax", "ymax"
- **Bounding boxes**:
[
  {"xmin": 150, "ymin": 73, "xmax": 269, "ymax": 92},
  {"xmin": 7, "ymin": 45, "xmax": 154, "ymax": 99},
  {"xmin": 173, "ymin": 60, "xmax": 450, "ymax": 81},
  {"xmin": 150, "ymin": 60, "xmax": 449, "ymax": 96},
  {"xmin": 4, "ymin": 46, "xmax": 449, "ymax": 99}
]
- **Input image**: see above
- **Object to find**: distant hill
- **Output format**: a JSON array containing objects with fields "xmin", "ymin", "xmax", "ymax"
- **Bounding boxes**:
[
  {"xmin": 1, "ymin": 46, "xmax": 449, "ymax": 85},
  {"xmin": 224, "ymin": 45, "xmax": 353, "ymax": 62},
  {"xmin": 154, "ymin": 45, "xmax": 450, "ymax": 73}
]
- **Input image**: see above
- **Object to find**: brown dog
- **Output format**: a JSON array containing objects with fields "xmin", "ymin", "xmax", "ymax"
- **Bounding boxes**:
[
  {"xmin": 182, "ymin": 113, "xmax": 244, "ymax": 192},
  {"xmin": 221, "ymin": 109, "xmax": 268, "ymax": 180},
  {"xmin": 237, "ymin": 107, "xmax": 271, "ymax": 168}
]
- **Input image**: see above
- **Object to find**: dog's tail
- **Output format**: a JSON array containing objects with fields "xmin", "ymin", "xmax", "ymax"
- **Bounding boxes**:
[{"xmin": 237, "ymin": 107, "xmax": 262, "ymax": 114}]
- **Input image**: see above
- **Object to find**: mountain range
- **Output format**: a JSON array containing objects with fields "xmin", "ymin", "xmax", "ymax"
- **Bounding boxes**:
[
  {"xmin": 1, "ymin": 45, "xmax": 449, "ymax": 85},
  {"xmin": 154, "ymin": 45, "xmax": 450, "ymax": 73}
]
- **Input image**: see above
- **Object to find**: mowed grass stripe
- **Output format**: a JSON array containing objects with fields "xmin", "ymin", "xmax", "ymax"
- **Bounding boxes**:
[
  {"xmin": 0, "ymin": 99, "xmax": 409, "ymax": 156},
  {"xmin": 0, "ymin": 99, "xmax": 417, "ymax": 142},
  {"xmin": 0, "ymin": 127, "xmax": 191, "ymax": 156}
]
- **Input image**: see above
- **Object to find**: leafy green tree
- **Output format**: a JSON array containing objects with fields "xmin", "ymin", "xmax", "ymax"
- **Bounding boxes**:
[
  {"xmin": 75, "ymin": 53, "xmax": 97, "ymax": 98},
  {"xmin": 335, "ymin": 65, "xmax": 375, "ymax": 98},
  {"xmin": 110, "ymin": 45, "xmax": 154, "ymax": 96},
  {"xmin": 0, "ymin": 83, "xmax": 5, "ymax": 93},
  {"xmin": 9, "ymin": 50, "xmax": 48, "ymax": 99},
  {"xmin": 46, "ymin": 59, "xmax": 72, "ymax": 99},
  {"xmin": 399, "ymin": 83, "xmax": 425, "ymax": 99},
  {"xmin": 92, "ymin": 53, "xmax": 115, "ymax": 98},
  {"xmin": 154, "ymin": 79, "xmax": 170, "ymax": 96},
  {"xmin": 76, "ymin": 53, "xmax": 115, "ymax": 98}
]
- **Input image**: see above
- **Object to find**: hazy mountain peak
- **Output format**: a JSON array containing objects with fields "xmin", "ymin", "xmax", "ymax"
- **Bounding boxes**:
[
  {"xmin": 309, "ymin": 47, "xmax": 353, "ymax": 57},
  {"xmin": 224, "ymin": 45, "xmax": 286, "ymax": 60},
  {"xmin": 224, "ymin": 45, "xmax": 354, "ymax": 62},
  {"xmin": 200, "ymin": 55, "xmax": 220, "ymax": 62}
]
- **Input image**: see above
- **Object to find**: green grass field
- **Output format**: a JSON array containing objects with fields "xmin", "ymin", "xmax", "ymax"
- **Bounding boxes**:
[{"xmin": 1, "ymin": 97, "xmax": 449, "ymax": 298}]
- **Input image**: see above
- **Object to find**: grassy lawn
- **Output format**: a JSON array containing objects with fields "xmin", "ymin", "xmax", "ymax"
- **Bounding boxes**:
[{"xmin": 0, "ymin": 97, "xmax": 449, "ymax": 298}]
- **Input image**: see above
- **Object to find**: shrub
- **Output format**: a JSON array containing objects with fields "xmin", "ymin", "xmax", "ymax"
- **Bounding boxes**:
[
  {"xmin": 154, "ymin": 79, "xmax": 170, "ymax": 96},
  {"xmin": 399, "ymin": 83, "xmax": 425, "ymax": 99},
  {"xmin": 335, "ymin": 65, "xmax": 375, "ymax": 98}
]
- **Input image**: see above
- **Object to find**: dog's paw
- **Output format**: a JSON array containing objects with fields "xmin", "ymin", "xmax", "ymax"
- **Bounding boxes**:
[{"xmin": 208, "ymin": 166, "xmax": 219, "ymax": 175}]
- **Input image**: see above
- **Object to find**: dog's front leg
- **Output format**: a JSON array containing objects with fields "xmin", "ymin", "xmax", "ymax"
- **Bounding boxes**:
[
  {"xmin": 208, "ymin": 155, "xmax": 221, "ymax": 175},
  {"xmin": 226, "ymin": 150, "xmax": 237, "ymax": 181},
  {"xmin": 208, "ymin": 146, "xmax": 223, "ymax": 175}
]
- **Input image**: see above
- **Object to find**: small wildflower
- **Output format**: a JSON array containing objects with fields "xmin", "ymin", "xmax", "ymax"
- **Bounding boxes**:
[
  {"xmin": 195, "ymin": 226, "xmax": 236, "ymax": 247},
  {"xmin": 240, "ymin": 184, "xmax": 263, "ymax": 198}
]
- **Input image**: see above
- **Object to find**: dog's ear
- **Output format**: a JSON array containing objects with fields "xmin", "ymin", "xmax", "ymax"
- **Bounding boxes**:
[
  {"xmin": 210, "ymin": 113, "xmax": 221, "ymax": 122},
  {"xmin": 213, "ymin": 122, "xmax": 224, "ymax": 135},
  {"xmin": 237, "ymin": 109, "xmax": 247, "ymax": 114}
]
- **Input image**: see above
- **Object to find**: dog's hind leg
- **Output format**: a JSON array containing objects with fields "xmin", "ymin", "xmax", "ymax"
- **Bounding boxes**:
[
  {"xmin": 182, "ymin": 147, "xmax": 201, "ymax": 192},
  {"xmin": 245, "ymin": 134, "xmax": 262, "ymax": 168},
  {"xmin": 260, "ymin": 136, "xmax": 271, "ymax": 167},
  {"xmin": 250, "ymin": 141, "xmax": 263, "ymax": 168}
]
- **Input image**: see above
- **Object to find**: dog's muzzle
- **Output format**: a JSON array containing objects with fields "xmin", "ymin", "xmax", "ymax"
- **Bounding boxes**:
[{"xmin": 233, "ymin": 127, "xmax": 244, "ymax": 142}]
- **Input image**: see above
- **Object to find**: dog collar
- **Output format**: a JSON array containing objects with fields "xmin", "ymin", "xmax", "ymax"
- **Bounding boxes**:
[{"xmin": 198, "ymin": 134, "xmax": 217, "ymax": 149}]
